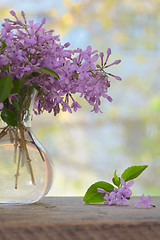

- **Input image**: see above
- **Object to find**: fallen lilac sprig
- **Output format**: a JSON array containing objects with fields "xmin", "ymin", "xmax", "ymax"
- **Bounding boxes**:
[
  {"xmin": 83, "ymin": 165, "xmax": 155, "ymax": 208},
  {"xmin": 98, "ymin": 179, "xmax": 155, "ymax": 208}
]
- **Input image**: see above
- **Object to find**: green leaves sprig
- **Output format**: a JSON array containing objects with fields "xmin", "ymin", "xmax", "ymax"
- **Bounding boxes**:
[
  {"xmin": 83, "ymin": 165, "xmax": 148, "ymax": 204},
  {"xmin": 0, "ymin": 67, "xmax": 59, "ymax": 127},
  {"xmin": 0, "ymin": 75, "xmax": 12, "ymax": 102}
]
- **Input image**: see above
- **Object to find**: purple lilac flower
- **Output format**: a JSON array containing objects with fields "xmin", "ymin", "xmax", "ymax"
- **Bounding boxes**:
[
  {"xmin": 97, "ymin": 188, "xmax": 109, "ymax": 194},
  {"xmin": 104, "ymin": 192, "xmax": 116, "ymax": 205},
  {"xmin": 97, "ymin": 188, "xmax": 116, "ymax": 205},
  {"xmin": 8, "ymin": 94, "xmax": 17, "ymax": 104},
  {"xmin": 115, "ymin": 191, "xmax": 130, "ymax": 206},
  {"xmin": 135, "ymin": 194, "xmax": 152, "ymax": 208},
  {"xmin": 116, "ymin": 196, "xmax": 130, "ymax": 206},
  {"xmin": 119, "ymin": 178, "xmax": 134, "ymax": 197},
  {"xmin": 0, "ymin": 10, "xmax": 121, "ymax": 116},
  {"xmin": 70, "ymin": 100, "xmax": 81, "ymax": 112},
  {"xmin": 104, "ymin": 48, "xmax": 111, "ymax": 65},
  {"xmin": 115, "ymin": 179, "xmax": 134, "ymax": 205}
]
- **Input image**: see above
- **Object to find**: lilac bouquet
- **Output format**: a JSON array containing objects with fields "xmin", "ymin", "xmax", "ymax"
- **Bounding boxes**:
[
  {"xmin": 0, "ymin": 10, "xmax": 121, "ymax": 124},
  {"xmin": 0, "ymin": 11, "xmax": 121, "ymax": 190}
]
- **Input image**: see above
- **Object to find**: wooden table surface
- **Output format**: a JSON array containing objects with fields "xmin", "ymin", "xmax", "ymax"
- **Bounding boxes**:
[{"xmin": 0, "ymin": 197, "xmax": 159, "ymax": 240}]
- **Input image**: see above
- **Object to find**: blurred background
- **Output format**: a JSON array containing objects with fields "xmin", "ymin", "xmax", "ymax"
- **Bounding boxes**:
[{"xmin": 0, "ymin": 0, "xmax": 160, "ymax": 196}]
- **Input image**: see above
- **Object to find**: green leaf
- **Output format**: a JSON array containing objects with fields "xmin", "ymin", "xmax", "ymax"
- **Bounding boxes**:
[
  {"xmin": 0, "ymin": 40, "xmax": 7, "ymax": 51},
  {"xmin": 121, "ymin": 165, "xmax": 148, "ymax": 182},
  {"xmin": 19, "ymin": 73, "xmax": 31, "ymax": 88},
  {"xmin": 32, "ymin": 72, "xmax": 41, "ymax": 77},
  {"xmin": 83, "ymin": 181, "xmax": 114, "ymax": 204},
  {"xmin": 11, "ymin": 78, "xmax": 20, "ymax": 94},
  {"xmin": 1, "ymin": 108, "xmax": 18, "ymax": 126},
  {"xmin": 112, "ymin": 170, "xmax": 121, "ymax": 187},
  {"xmin": 40, "ymin": 67, "xmax": 60, "ymax": 79},
  {"xmin": 12, "ymin": 100, "xmax": 19, "ymax": 110},
  {"xmin": 0, "ymin": 75, "xmax": 12, "ymax": 102}
]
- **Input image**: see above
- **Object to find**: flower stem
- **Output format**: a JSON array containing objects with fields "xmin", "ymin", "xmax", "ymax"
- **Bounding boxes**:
[
  {"xmin": 0, "ymin": 126, "xmax": 9, "ymax": 139},
  {"xmin": 0, "ymin": 124, "xmax": 38, "ymax": 189},
  {"xmin": 151, "ymin": 204, "xmax": 156, "ymax": 207},
  {"xmin": 9, "ymin": 127, "xmax": 14, "ymax": 143},
  {"xmin": 27, "ymin": 129, "xmax": 45, "ymax": 162},
  {"xmin": 13, "ymin": 128, "xmax": 18, "ymax": 164},
  {"xmin": 15, "ymin": 145, "xmax": 22, "ymax": 189},
  {"xmin": 18, "ymin": 124, "xmax": 36, "ymax": 186}
]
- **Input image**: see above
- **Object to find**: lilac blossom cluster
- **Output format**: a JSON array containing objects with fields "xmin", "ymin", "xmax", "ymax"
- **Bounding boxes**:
[
  {"xmin": 97, "ymin": 178, "xmax": 153, "ymax": 208},
  {"xmin": 97, "ymin": 178, "xmax": 134, "ymax": 206},
  {"xmin": 0, "ymin": 10, "xmax": 121, "ymax": 116}
]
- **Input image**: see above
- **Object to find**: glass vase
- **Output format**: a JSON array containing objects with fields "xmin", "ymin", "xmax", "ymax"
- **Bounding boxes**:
[{"xmin": 0, "ymin": 90, "xmax": 53, "ymax": 205}]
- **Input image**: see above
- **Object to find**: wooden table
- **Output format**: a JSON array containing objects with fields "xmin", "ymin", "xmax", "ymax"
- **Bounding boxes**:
[{"xmin": 0, "ymin": 197, "xmax": 159, "ymax": 240}]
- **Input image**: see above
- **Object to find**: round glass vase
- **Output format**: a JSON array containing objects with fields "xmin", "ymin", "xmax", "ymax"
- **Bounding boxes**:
[{"xmin": 0, "ymin": 92, "xmax": 53, "ymax": 205}]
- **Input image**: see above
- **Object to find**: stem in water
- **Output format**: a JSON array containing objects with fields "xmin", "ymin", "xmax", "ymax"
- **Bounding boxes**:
[{"xmin": 19, "ymin": 124, "xmax": 36, "ymax": 186}]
